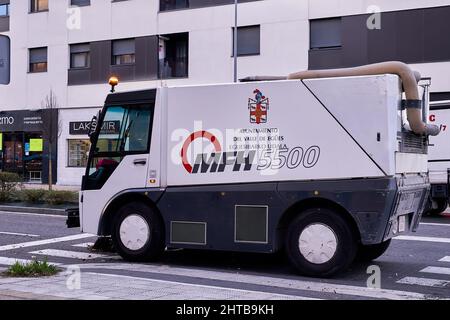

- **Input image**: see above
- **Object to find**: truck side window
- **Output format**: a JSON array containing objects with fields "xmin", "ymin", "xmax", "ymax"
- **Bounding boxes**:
[{"xmin": 83, "ymin": 103, "xmax": 153, "ymax": 190}]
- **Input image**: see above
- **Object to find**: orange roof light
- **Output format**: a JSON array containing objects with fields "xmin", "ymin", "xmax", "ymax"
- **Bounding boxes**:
[{"xmin": 108, "ymin": 76, "xmax": 119, "ymax": 93}]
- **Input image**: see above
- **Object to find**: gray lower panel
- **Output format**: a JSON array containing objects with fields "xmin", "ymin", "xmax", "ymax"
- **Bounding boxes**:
[
  {"xmin": 170, "ymin": 221, "xmax": 206, "ymax": 245},
  {"xmin": 155, "ymin": 177, "xmax": 417, "ymax": 252}
]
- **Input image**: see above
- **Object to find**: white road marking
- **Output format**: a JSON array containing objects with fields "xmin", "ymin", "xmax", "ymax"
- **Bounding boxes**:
[
  {"xmin": 29, "ymin": 249, "xmax": 109, "ymax": 260},
  {"xmin": 78, "ymin": 263, "xmax": 431, "ymax": 300},
  {"xmin": 0, "ymin": 210, "xmax": 65, "ymax": 218},
  {"xmin": 0, "ymin": 234, "xmax": 94, "ymax": 251},
  {"xmin": 394, "ymin": 235, "xmax": 450, "ymax": 243},
  {"xmin": 397, "ymin": 277, "xmax": 450, "ymax": 288},
  {"xmin": 420, "ymin": 222, "xmax": 450, "ymax": 227},
  {"xmin": 85, "ymin": 272, "xmax": 320, "ymax": 300},
  {"xmin": 0, "ymin": 257, "xmax": 61, "ymax": 266},
  {"xmin": 420, "ymin": 266, "xmax": 450, "ymax": 276},
  {"xmin": 0, "ymin": 232, "xmax": 39, "ymax": 237},
  {"xmin": 439, "ymin": 256, "xmax": 450, "ymax": 262},
  {"xmin": 72, "ymin": 242, "xmax": 94, "ymax": 248}
]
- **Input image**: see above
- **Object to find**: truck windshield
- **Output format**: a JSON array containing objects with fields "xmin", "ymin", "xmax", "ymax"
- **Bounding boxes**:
[{"xmin": 83, "ymin": 103, "xmax": 153, "ymax": 190}]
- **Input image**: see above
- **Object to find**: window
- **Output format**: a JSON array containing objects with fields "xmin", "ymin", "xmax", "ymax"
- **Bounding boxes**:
[
  {"xmin": 68, "ymin": 140, "xmax": 90, "ymax": 167},
  {"xmin": 71, "ymin": 0, "xmax": 90, "ymax": 6},
  {"xmin": 29, "ymin": 47, "xmax": 47, "ymax": 73},
  {"xmin": 112, "ymin": 39, "xmax": 135, "ymax": 65},
  {"xmin": 0, "ymin": 3, "xmax": 9, "ymax": 17},
  {"xmin": 30, "ymin": 0, "xmax": 48, "ymax": 13},
  {"xmin": 83, "ymin": 103, "xmax": 154, "ymax": 190},
  {"xmin": 70, "ymin": 43, "xmax": 90, "ymax": 69},
  {"xmin": 310, "ymin": 18, "xmax": 342, "ymax": 49},
  {"xmin": 160, "ymin": 0, "xmax": 189, "ymax": 11},
  {"xmin": 232, "ymin": 25, "xmax": 260, "ymax": 56},
  {"xmin": 158, "ymin": 33, "xmax": 189, "ymax": 78}
]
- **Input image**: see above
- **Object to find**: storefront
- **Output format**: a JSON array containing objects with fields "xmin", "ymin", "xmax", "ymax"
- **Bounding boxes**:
[
  {"xmin": 0, "ymin": 109, "xmax": 58, "ymax": 184},
  {"xmin": 58, "ymin": 107, "xmax": 103, "ymax": 186}
]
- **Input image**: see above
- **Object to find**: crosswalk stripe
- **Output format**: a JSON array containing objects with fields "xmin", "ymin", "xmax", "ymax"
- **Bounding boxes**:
[
  {"xmin": 397, "ymin": 277, "xmax": 450, "ymax": 288},
  {"xmin": 29, "ymin": 249, "xmax": 110, "ymax": 260},
  {"xmin": 439, "ymin": 256, "xmax": 450, "ymax": 262},
  {"xmin": 0, "ymin": 234, "xmax": 94, "ymax": 251},
  {"xmin": 394, "ymin": 235, "xmax": 450, "ymax": 243},
  {"xmin": 0, "ymin": 257, "xmax": 61, "ymax": 266},
  {"xmin": 0, "ymin": 232, "xmax": 39, "ymax": 237},
  {"xmin": 78, "ymin": 263, "xmax": 430, "ymax": 300},
  {"xmin": 420, "ymin": 222, "xmax": 450, "ymax": 227},
  {"xmin": 86, "ymin": 272, "xmax": 320, "ymax": 300},
  {"xmin": 420, "ymin": 266, "xmax": 450, "ymax": 275},
  {"xmin": 72, "ymin": 242, "xmax": 95, "ymax": 248}
]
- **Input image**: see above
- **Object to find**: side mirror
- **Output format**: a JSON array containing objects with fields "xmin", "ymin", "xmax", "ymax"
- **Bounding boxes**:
[{"xmin": 88, "ymin": 115, "xmax": 98, "ymax": 143}]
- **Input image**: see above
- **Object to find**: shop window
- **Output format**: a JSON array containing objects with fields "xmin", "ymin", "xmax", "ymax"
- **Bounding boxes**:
[
  {"xmin": 158, "ymin": 33, "xmax": 188, "ymax": 79},
  {"xmin": 112, "ymin": 39, "xmax": 135, "ymax": 65},
  {"xmin": 30, "ymin": 0, "xmax": 48, "ymax": 13},
  {"xmin": 29, "ymin": 47, "xmax": 48, "ymax": 73},
  {"xmin": 68, "ymin": 139, "xmax": 90, "ymax": 167}
]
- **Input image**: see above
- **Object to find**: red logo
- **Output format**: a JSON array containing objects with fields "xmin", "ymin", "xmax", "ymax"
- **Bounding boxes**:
[
  {"xmin": 248, "ymin": 89, "xmax": 269, "ymax": 124},
  {"xmin": 180, "ymin": 131, "xmax": 222, "ymax": 173}
]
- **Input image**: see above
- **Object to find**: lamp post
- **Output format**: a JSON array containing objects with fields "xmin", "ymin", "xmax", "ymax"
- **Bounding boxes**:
[{"xmin": 233, "ymin": 0, "xmax": 238, "ymax": 83}]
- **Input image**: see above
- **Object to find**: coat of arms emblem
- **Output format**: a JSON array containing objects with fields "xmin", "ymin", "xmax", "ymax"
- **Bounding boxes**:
[{"xmin": 248, "ymin": 89, "xmax": 269, "ymax": 124}]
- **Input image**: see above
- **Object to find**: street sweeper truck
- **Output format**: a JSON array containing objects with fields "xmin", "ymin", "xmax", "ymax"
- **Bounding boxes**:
[{"xmin": 68, "ymin": 62, "xmax": 439, "ymax": 277}]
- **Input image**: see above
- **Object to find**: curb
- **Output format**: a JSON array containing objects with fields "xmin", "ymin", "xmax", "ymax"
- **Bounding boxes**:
[{"xmin": 0, "ymin": 205, "xmax": 67, "ymax": 216}]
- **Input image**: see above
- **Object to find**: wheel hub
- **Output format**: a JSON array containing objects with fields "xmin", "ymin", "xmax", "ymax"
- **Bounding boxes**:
[
  {"xmin": 119, "ymin": 214, "xmax": 150, "ymax": 251},
  {"xmin": 298, "ymin": 223, "xmax": 338, "ymax": 264}
]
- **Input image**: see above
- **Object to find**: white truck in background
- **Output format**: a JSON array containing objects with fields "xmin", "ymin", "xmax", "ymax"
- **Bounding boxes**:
[
  {"xmin": 67, "ymin": 62, "xmax": 439, "ymax": 277},
  {"xmin": 427, "ymin": 101, "xmax": 450, "ymax": 215}
]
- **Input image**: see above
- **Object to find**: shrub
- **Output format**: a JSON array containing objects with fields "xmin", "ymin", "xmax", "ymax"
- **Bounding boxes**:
[
  {"xmin": 21, "ymin": 189, "xmax": 48, "ymax": 203},
  {"xmin": 45, "ymin": 190, "xmax": 78, "ymax": 205},
  {"xmin": 0, "ymin": 172, "xmax": 22, "ymax": 202}
]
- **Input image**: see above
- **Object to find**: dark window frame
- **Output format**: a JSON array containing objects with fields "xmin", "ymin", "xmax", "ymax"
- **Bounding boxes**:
[
  {"xmin": 112, "ymin": 39, "xmax": 136, "ymax": 66},
  {"xmin": 0, "ymin": 3, "xmax": 9, "ymax": 17},
  {"xmin": 30, "ymin": 0, "xmax": 49, "ymax": 13},
  {"xmin": 232, "ymin": 25, "xmax": 261, "ymax": 57},
  {"xmin": 70, "ymin": 43, "xmax": 91, "ymax": 69},
  {"xmin": 29, "ymin": 47, "xmax": 48, "ymax": 73}
]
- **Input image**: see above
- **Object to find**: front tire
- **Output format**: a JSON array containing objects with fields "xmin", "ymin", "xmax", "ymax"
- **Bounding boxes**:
[
  {"xmin": 286, "ymin": 207, "xmax": 357, "ymax": 277},
  {"xmin": 357, "ymin": 239, "xmax": 391, "ymax": 262},
  {"xmin": 112, "ymin": 201, "xmax": 165, "ymax": 262}
]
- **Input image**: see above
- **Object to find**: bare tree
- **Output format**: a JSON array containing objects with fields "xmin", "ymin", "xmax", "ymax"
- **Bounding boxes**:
[{"xmin": 41, "ymin": 90, "xmax": 61, "ymax": 191}]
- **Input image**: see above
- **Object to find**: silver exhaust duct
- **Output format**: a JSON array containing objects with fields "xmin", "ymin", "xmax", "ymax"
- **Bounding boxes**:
[{"xmin": 288, "ymin": 61, "xmax": 440, "ymax": 136}]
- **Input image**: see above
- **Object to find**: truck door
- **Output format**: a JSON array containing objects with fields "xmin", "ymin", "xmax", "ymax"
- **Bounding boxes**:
[{"xmin": 81, "ymin": 100, "xmax": 156, "ymax": 234}]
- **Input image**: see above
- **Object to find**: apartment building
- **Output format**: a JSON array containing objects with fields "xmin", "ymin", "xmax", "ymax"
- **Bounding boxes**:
[{"xmin": 0, "ymin": 0, "xmax": 449, "ymax": 186}]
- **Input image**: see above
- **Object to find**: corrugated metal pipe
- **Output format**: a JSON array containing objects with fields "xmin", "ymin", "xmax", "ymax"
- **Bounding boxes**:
[{"xmin": 288, "ymin": 61, "xmax": 440, "ymax": 136}]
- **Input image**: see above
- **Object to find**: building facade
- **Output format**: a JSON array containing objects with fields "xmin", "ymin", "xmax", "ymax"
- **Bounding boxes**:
[{"xmin": 0, "ymin": 0, "xmax": 449, "ymax": 185}]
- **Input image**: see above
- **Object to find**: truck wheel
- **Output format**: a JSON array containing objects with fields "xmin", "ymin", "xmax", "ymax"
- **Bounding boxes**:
[
  {"xmin": 286, "ymin": 207, "xmax": 357, "ymax": 277},
  {"xmin": 428, "ymin": 198, "xmax": 448, "ymax": 216},
  {"xmin": 112, "ymin": 201, "xmax": 165, "ymax": 262},
  {"xmin": 356, "ymin": 239, "xmax": 391, "ymax": 262}
]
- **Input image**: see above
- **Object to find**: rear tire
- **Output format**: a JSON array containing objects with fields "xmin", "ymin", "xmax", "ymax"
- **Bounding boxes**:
[
  {"xmin": 357, "ymin": 239, "xmax": 391, "ymax": 262},
  {"xmin": 427, "ymin": 198, "xmax": 448, "ymax": 216},
  {"xmin": 285, "ymin": 207, "xmax": 357, "ymax": 277},
  {"xmin": 112, "ymin": 201, "xmax": 165, "ymax": 262}
]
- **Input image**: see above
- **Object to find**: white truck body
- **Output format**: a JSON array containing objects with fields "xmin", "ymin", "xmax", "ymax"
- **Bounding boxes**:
[{"xmin": 74, "ymin": 74, "xmax": 432, "ymax": 276}]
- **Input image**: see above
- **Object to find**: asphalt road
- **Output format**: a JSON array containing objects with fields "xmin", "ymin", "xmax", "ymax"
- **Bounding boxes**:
[{"xmin": 0, "ymin": 209, "xmax": 449, "ymax": 300}]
